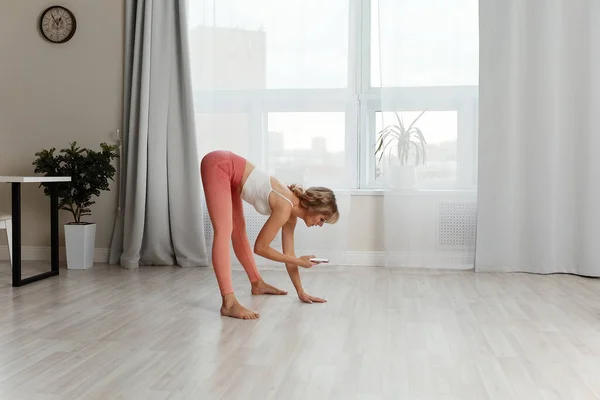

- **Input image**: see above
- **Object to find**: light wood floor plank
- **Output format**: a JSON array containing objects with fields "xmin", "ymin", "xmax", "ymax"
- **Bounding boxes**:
[{"xmin": 0, "ymin": 262, "xmax": 599, "ymax": 399}]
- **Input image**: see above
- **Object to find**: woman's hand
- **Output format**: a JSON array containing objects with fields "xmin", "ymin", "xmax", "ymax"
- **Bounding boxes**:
[
  {"xmin": 298, "ymin": 291, "xmax": 327, "ymax": 304},
  {"xmin": 298, "ymin": 255, "xmax": 317, "ymax": 268}
]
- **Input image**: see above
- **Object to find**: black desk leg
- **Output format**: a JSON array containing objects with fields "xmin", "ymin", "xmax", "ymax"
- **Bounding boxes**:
[
  {"xmin": 50, "ymin": 183, "xmax": 59, "ymax": 273},
  {"xmin": 11, "ymin": 183, "xmax": 21, "ymax": 287},
  {"xmin": 11, "ymin": 182, "xmax": 60, "ymax": 287}
]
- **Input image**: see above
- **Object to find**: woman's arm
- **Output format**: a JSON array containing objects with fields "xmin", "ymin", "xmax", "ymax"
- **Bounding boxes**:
[
  {"xmin": 254, "ymin": 208, "xmax": 315, "ymax": 268},
  {"xmin": 282, "ymin": 217, "xmax": 304, "ymax": 293},
  {"xmin": 282, "ymin": 216, "xmax": 327, "ymax": 304}
]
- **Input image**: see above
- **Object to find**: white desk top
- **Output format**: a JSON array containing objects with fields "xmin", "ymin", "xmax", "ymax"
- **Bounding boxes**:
[{"xmin": 0, "ymin": 176, "xmax": 71, "ymax": 183}]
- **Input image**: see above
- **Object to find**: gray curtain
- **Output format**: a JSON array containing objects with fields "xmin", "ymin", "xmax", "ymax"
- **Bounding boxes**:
[{"xmin": 109, "ymin": 0, "xmax": 208, "ymax": 268}]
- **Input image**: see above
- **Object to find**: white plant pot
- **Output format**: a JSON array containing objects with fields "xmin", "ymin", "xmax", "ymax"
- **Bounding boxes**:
[
  {"xmin": 64, "ymin": 223, "xmax": 96, "ymax": 270},
  {"xmin": 389, "ymin": 165, "xmax": 417, "ymax": 189}
]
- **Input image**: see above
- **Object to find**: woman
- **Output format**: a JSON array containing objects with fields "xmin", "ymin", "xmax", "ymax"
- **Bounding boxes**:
[{"xmin": 200, "ymin": 150, "xmax": 339, "ymax": 320}]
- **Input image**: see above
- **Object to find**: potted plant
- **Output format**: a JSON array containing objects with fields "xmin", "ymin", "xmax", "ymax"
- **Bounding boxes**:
[
  {"xmin": 33, "ymin": 142, "xmax": 119, "ymax": 269},
  {"xmin": 374, "ymin": 110, "xmax": 427, "ymax": 189}
]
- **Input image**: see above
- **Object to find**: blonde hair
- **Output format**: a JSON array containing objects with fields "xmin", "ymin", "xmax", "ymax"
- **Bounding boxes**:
[{"xmin": 288, "ymin": 184, "xmax": 339, "ymax": 224}]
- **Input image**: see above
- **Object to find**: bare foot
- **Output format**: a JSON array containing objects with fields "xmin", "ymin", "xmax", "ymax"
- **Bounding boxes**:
[
  {"xmin": 251, "ymin": 280, "xmax": 288, "ymax": 296},
  {"xmin": 220, "ymin": 294, "xmax": 259, "ymax": 320}
]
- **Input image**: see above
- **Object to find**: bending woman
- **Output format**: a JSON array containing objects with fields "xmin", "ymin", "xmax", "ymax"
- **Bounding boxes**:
[{"xmin": 200, "ymin": 150, "xmax": 339, "ymax": 320}]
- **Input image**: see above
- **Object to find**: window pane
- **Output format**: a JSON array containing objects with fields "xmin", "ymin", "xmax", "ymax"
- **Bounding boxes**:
[
  {"xmin": 188, "ymin": 0, "xmax": 349, "ymax": 89},
  {"xmin": 195, "ymin": 113, "xmax": 254, "ymax": 158},
  {"xmin": 371, "ymin": 0, "xmax": 479, "ymax": 87},
  {"xmin": 375, "ymin": 111, "xmax": 458, "ymax": 186},
  {"xmin": 267, "ymin": 112, "xmax": 347, "ymax": 188}
]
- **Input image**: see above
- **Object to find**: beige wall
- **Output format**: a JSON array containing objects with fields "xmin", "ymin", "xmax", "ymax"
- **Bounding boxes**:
[
  {"xmin": 0, "ymin": 1, "xmax": 383, "ymax": 254},
  {"xmin": 348, "ymin": 196, "xmax": 384, "ymax": 251},
  {"xmin": 0, "ymin": 1, "xmax": 124, "ymax": 248}
]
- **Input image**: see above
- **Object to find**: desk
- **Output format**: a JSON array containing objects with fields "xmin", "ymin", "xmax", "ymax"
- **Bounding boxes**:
[{"xmin": 0, "ymin": 176, "xmax": 71, "ymax": 287}]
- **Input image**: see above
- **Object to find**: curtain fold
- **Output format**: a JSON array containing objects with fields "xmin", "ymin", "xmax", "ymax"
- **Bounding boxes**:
[
  {"xmin": 109, "ymin": 0, "xmax": 208, "ymax": 268},
  {"xmin": 476, "ymin": 0, "xmax": 600, "ymax": 275}
]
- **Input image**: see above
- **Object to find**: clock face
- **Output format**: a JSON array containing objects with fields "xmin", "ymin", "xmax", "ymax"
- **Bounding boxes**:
[{"xmin": 40, "ymin": 6, "xmax": 76, "ymax": 43}]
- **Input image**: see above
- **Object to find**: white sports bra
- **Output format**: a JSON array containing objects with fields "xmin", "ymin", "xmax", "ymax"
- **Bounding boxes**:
[{"xmin": 241, "ymin": 167, "xmax": 293, "ymax": 215}]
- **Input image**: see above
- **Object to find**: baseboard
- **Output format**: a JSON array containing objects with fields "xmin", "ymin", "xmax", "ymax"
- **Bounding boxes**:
[
  {"xmin": 0, "ymin": 246, "xmax": 384, "ymax": 267},
  {"xmin": 0, "ymin": 245, "xmax": 110, "ymax": 264},
  {"xmin": 345, "ymin": 251, "xmax": 386, "ymax": 266},
  {"xmin": 0, "ymin": 247, "xmax": 470, "ymax": 269}
]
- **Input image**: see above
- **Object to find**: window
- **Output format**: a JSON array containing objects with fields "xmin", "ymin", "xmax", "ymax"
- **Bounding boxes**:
[
  {"xmin": 375, "ymin": 111, "xmax": 459, "ymax": 188},
  {"xmin": 188, "ymin": 0, "xmax": 349, "ymax": 90},
  {"xmin": 370, "ymin": 0, "xmax": 479, "ymax": 88},
  {"xmin": 267, "ymin": 112, "xmax": 347, "ymax": 188},
  {"xmin": 188, "ymin": 0, "xmax": 478, "ymax": 190}
]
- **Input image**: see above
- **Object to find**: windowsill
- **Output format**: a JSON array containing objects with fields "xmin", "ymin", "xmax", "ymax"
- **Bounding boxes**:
[
  {"xmin": 348, "ymin": 189, "xmax": 385, "ymax": 196},
  {"xmin": 335, "ymin": 188, "xmax": 477, "ymax": 196}
]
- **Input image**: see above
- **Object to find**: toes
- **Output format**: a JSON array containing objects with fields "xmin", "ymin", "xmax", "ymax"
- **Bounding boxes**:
[{"xmin": 242, "ymin": 311, "xmax": 260, "ymax": 320}]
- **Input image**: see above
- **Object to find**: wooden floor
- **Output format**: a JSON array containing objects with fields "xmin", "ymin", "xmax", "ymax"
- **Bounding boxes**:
[{"xmin": 0, "ymin": 261, "xmax": 599, "ymax": 399}]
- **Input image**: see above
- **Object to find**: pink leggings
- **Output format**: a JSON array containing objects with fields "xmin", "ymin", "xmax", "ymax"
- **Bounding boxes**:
[{"xmin": 200, "ymin": 150, "xmax": 261, "ymax": 295}]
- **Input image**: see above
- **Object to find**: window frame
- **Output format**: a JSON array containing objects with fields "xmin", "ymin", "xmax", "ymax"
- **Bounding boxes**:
[
  {"xmin": 358, "ymin": 86, "xmax": 478, "ymax": 189},
  {"xmin": 190, "ymin": 0, "xmax": 478, "ymax": 191},
  {"xmin": 193, "ymin": 88, "xmax": 357, "ymax": 188},
  {"xmin": 354, "ymin": 0, "xmax": 478, "ymax": 190}
]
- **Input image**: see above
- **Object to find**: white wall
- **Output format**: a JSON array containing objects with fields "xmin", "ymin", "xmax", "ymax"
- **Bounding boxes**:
[{"xmin": 0, "ymin": 1, "xmax": 123, "ymax": 248}]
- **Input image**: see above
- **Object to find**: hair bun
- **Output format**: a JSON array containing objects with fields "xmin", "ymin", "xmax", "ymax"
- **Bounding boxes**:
[{"xmin": 288, "ymin": 184, "xmax": 306, "ymax": 199}]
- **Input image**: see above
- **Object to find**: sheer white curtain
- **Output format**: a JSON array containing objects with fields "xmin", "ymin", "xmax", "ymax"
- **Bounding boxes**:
[
  {"xmin": 374, "ymin": 0, "xmax": 479, "ymax": 268},
  {"xmin": 476, "ymin": 0, "xmax": 600, "ymax": 275},
  {"xmin": 187, "ymin": 0, "xmax": 351, "ymax": 266}
]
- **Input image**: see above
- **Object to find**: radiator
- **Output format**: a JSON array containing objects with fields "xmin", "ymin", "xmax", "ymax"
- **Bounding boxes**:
[
  {"xmin": 201, "ymin": 198, "xmax": 279, "ymax": 250},
  {"xmin": 437, "ymin": 202, "xmax": 477, "ymax": 249}
]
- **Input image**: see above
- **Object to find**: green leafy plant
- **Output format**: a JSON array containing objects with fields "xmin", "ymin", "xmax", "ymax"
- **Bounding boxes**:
[
  {"xmin": 32, "ymin": 142, "xmax": 119, "ymax": 224},
  {"xmin": 375, "ymin": 110, "xmax": 427, "ymax": 166}
]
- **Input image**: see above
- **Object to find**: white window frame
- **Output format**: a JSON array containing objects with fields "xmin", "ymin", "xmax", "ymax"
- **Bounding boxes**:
[
  {"xmin": 193, "ymin": 88, "xmax": 356, "ymax": 189},
  {"xmin": 191, "ymin": 0, "xmax": 478, "ymax": 191},
  {"xmin": 355, "ymin": 0, "xmax": 478, "ymax": 190},
  {"xmin": 358, "ymin": 87, "xmax": 478, "ymax": 190}
]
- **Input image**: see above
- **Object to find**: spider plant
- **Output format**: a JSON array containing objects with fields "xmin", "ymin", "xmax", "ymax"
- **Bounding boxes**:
[{"xmin": 374, "ymin": 110, "xmax": 427, "ymax": 166}]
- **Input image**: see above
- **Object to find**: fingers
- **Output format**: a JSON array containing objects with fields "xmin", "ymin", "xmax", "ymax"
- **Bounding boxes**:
[
  {"xmin": 311, "ymin": 296, "xmax": 327, "ymax": 303},
  {"xmin": 300, "ymin": 295, "xmax": 326, "ymax": 304},
  {"xmin": 299, "ymin": 294, "xmax": 313, "ymax": 303}
]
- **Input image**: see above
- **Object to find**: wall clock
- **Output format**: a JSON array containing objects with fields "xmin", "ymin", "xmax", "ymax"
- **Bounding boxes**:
[{"xmin": 40, "ymin": 6, "xmax": 77, "ymax": 44}]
